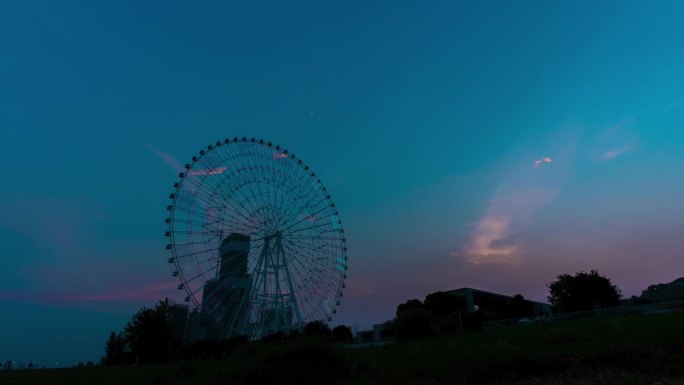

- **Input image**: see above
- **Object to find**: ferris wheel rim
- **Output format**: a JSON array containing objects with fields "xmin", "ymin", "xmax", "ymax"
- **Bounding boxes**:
[{"xmin": 164, "ymin": 137, "xmax": 347, "ymax": 335}]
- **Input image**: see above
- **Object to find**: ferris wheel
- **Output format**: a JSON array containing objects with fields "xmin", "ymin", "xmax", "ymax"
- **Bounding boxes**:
[{"xmin": 165, "ymin": 137, "xmax": 347, "ymax": 340}]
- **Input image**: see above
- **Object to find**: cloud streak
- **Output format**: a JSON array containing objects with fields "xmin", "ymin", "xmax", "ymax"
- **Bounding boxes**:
[
  {"xmin": 602, "ymin": 146, "xmax": 632, "ymax": 160},
  {"xmin": 456, "ymin": 128, "xmax": 579, "ymax": 265},
  {"xmin": 188, "ymin": 167, "xmax": 226, "ymax": 176},
  {"xmin": 148, "ymin": 144, "xmax": 183, "ymax": 172},
  {"xmin": 0, "ymin": 282, "xmax": 178, "ymax": 303},
  {"xmin": 465, "ymin": 216, "xmax": 520, "ymax": 263}
]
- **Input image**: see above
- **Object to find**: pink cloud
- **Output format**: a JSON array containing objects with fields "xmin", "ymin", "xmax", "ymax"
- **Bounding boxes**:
[
  {"xmin": 148, "ymin": 144, "xmax": 183, "ymax": 172},
  {"xmin": 533, "ymin": 157, "xmax": 553, "ymax": 168},
  {"xmin": 188, "ymin": 167, "xmax": 226, "ymax": 176},
  {"xmin": 457, "ymin": 127, "xmax": 579, "ymax": 265},
  {"xmin": 465, "ymin": 216, "xmax": 521, "ymax": 264},
  {"xmin": 0, "ymin": 282, "xmax": 178, "ymax": 303}
]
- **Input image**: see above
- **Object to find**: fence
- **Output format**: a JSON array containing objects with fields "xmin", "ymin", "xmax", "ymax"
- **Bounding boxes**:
[{"xmin": 483, "ymin": 299, "xmax": 684, "ymax": 329}]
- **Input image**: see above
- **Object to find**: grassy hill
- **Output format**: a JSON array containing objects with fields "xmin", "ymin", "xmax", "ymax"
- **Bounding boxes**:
[{"xmin": 3, "ymin": 311, "xmax": 684, "ymax": 385}]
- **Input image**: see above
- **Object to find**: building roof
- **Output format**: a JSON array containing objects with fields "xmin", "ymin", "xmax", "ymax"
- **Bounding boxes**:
[
  {"xmin": 446, "ymin": 287, "xmax": 550, "ymax": 306},
  {"xmin": 221, "ymin": 233, "xmax": 250, "ymax": 244}
]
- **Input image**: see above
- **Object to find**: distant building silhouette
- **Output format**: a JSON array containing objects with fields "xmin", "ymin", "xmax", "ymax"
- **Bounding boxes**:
[
  {"xmin": 185, "ymin": 233, "xmax": 253, "ymax": 342},
  {"xmin": 446, "ymin": 288, "xmax": 551, "ymax": 319},
  {"xmin": 167, "ymin": 303, "xmax": 189, "ymax": 342},
  {"xmin": 641, "ymin": 277, "xmax": 684, "ymax": 302},
  {"xmin": 185, "ymin": 308, "xmax": 207, "ymax": 343}
]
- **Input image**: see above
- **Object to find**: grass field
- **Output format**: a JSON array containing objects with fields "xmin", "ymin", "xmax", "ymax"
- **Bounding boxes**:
[{"xmin": 3, "ymin": 312, "xmax": 684, "ymax": 385}]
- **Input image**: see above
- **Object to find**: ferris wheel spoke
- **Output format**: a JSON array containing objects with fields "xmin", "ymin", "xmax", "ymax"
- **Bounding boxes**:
[
  {"xmin": 220, "ymin": 144, "xmax": 268, "ymax": 219},
  {"xmin": 278, "ymin": 197, "xmax": 336, "ymax": 234},
  {"xmin": 180, "ymin": 263, "xmax": 219, "ymax": 285},
  {"xmin": 282, "ymin": 239, "xmax": 343, "ymax": 297},
  {"xmin": 174, "ymin": 246, "xmax": 219, "ymax": 259}
]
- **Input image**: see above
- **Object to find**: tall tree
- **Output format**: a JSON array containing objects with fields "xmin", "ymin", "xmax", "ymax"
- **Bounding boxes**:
[
  {"xmin": 304, "ymin": 320, "xmax": 332, "ymax": 336},
  {"xmin": 103, "ymin": 331, "xmax": 128, "ymax": 365},
  {"xmin": 547, "ymin": 270, "xmax": 621, "ymax": 313},
  {"xmin": 394, "ymin": 299, "xmax": 434, "ymax": 340},
  {"xmin": 424, "ymin": 291, "xmax": 467, "ymax": 317},
  {"xmin": 123, "ymin": 298, "xmax": 178, "ymax": 364},
  {"xmin": 331, "ymin": 325, "xmax": 353, "ymax": 342},
  {"xmin": 507, "ymin": 294, "xmax": 536, "ymax": 318}
]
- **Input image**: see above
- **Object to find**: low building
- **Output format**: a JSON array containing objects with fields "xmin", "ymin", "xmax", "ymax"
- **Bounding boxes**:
[{"xmin": 445, "ymin": 288, "xmax": 552, "ymax": 319}]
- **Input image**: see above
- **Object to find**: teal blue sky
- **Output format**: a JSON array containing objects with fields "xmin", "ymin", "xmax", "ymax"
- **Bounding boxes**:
[{"xmin": 2, "ymin": 1, "xmax": 684, "ymax": 365}]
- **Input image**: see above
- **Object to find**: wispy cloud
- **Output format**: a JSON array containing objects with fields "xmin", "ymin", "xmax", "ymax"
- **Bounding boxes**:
[
  {"xmin": 602, "ymin": 146, "xmax": 632, "ymax": 160},
  {"xmin": 455, "ymin": 127, "xmax": 579, "ymax": 265},
  {"xmin": 55, "ymin": 282, "xmax": 178, "ymax": 302},
  {"xmin": 462, "ymin": 189, "xmax": 556, "ymax": 265},
  {"xmin": 0, "ymin": 282, "xmax": 177, "ymax": 303},
  {"xmin": 465, "ymin": 216, "xmax": 520, "ymax": 264},
  {"xmin": 148, "ymin": 144, "xmax": 183, "ymax": 172},
  {"xmin": 593, "ymin": 118, "xmax": 638, "ymax": 161}
]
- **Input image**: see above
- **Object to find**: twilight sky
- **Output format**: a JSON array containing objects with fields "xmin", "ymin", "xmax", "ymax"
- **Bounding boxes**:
[{"xmin": 2, "ymin": 0, "xmax": 684, "ymax": 365}]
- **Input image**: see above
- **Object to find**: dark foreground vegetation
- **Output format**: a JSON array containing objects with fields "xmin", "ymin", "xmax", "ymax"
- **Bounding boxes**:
[{"xmin": 4, "ymin": 311, "xmax": 684, "ymax": 385}]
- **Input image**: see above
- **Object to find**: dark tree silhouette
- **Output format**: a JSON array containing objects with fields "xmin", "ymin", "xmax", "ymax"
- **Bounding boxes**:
[
  {"xmin": 396, "ymin": 298, "xmax": 425, "ymax": 316},
  {"xmin": 123, "ymin": 298, "xmax": 179, "ymax": 364},
  {"xmin": 394, "ymin": 299, "xmax": 434, "ymax": 341},
  {"xmin": 261, "ymin": 331, "xmax": 286, "ymax": 345},
  {"xmin": 423, "ymin": 291, "xmax": 467, "ymax": 334},
  {"xmin": 424, "ymin": 291, "xmax": 467, "ymax": 317},
  {"xmin": 547, "ymin": 270, "xmax": 622, "ymax": 313},
  {"xmin": 103, "ymin": 331, "xmax": 128, "ymax": 365},
  {"xmin": 331, "ymin": 325, "xmax": 353, "ymax": 342},
  {"xmin": 507, "ymin": 294, "xmax": 536, "ymax": 318},
  {"xmin": 303, "ymin": 320, "xmax": 331, "ymax": 336}
]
